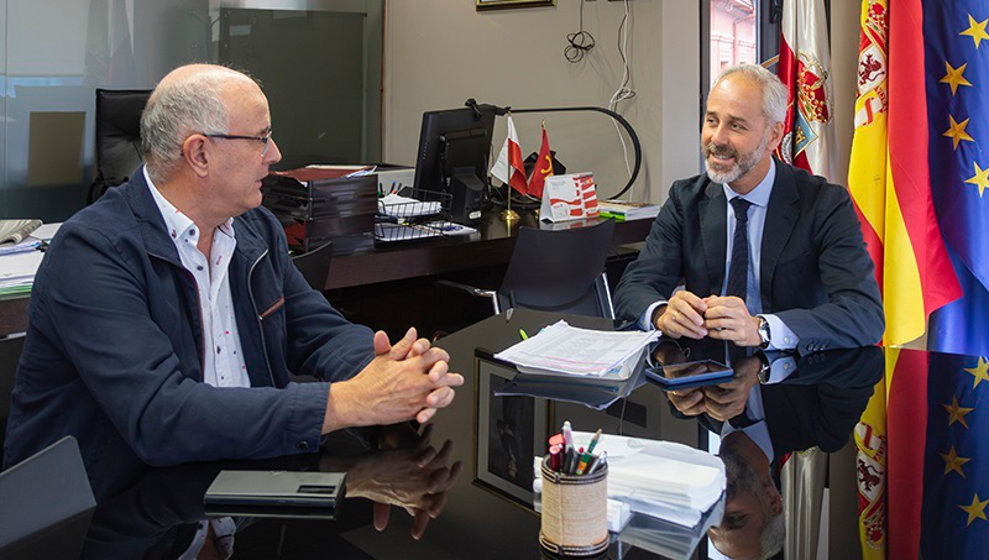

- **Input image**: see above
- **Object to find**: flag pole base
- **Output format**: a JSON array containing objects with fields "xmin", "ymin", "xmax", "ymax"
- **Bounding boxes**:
[{"xmin": 500, "ymin": 209, "xmax": 520, "ymax": 223}]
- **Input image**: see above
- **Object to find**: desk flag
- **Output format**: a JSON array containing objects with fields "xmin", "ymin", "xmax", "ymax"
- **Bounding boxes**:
[
  {"xmin": 775, "ymin": 0, "xmax": 835, "ymax": 180},
  {"xmin": 490, "ymin": 114, "xmax": 529, "ymax": 195},
  {"xmin": 528, "ymin": 123, "xmax": 553, "ymax": 198}
]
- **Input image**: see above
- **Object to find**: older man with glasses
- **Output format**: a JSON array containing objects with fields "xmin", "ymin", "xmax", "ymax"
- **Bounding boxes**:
[{"xmin": 2, "ymin": 64, "xmax": 463, "ymax": 497}]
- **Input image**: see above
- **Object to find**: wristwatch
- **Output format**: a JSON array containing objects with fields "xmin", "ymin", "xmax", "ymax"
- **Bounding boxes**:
[{"xmin": 756, "ymin": 316, "xmax": 771, "ymax": 349}]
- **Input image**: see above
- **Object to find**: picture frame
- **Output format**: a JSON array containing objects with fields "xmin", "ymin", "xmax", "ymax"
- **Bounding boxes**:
[
  {"xmin": 473, "ymin": 351, "xmax": 549, "ymax": 508},
  {"xmin": 476, "ymin": 0, "xmax": 556, "ymax": 11}
]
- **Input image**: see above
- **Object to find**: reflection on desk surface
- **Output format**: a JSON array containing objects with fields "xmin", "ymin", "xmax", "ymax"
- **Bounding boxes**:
[{"xmin": 4, "ymin": 309, "xmax": 984, "ymax": 558}]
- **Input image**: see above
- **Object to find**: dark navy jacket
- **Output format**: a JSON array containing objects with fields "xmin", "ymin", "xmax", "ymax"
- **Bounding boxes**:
[{"xmin": 2, "ymin": 169, "xmax": 374, "ymax": 496}]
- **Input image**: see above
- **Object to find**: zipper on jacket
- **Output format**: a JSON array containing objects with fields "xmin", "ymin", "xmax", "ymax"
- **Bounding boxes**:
[{"xmin": 247, "ymin": 248, "xmax": 276, "ymax": 387}]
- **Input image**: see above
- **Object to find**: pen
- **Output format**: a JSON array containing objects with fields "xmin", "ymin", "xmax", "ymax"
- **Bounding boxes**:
[
  {"xmin": 586, "ymin": 428, "xmax": 603, "ymax": 455},
  {"xmin": 390, "ymin": 181, "xmax": 396, "ymax": 194},
  {"xmin": 586, "ymin": 451, "xmax": 607, "ymax": 475},
  {"xmin": 562, "ymin": 421, "xmax": 573, "ymax": 450},
  {"xmin": 519, "ymin": 329, "xmax": 529, "ymax": 340},
  {"xmin": 575, "ymin": 449, "xmax": 592, "ymax": 475}
]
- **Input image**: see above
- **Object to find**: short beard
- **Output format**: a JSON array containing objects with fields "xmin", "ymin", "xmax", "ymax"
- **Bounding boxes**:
[{"xmin": 704, "ymin": 129, "xmax": 771, "ymax": 185}]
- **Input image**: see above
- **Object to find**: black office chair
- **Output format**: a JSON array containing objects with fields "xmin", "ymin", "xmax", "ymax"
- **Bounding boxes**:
[
  {"xmin": 440, "ymin": 219, "xmax": 617, "ymax": 319},
  {"xmin": 292, "ymin": 241, "xmax": 334, "ymax": 290},
  {"xmin": 88, "ymin": 88, "xmax": 152, "ymax": 204}
]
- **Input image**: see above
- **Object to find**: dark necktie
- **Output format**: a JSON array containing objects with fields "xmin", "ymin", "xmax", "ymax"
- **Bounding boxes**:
[{"xmin": 726, "ymin": 198, "xmax": 752, "ymax": 301}]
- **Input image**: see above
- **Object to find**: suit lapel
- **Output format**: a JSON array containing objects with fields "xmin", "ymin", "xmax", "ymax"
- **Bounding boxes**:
[
  {"xmin": 699, "ymin": 180, "xmax": 727, "ymax": 295},
  {"xmin": 760, "ymin": 163, "xmax": 800, "ymax": 312}
]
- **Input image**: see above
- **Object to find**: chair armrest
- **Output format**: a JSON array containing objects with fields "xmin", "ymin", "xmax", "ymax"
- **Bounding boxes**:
[{"xmin": 435, "ymin": 279, "xmax": 497, "ymax": 299}]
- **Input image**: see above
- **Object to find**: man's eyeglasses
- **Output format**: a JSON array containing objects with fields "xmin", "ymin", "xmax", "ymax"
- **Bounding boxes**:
[{"xmin": 203, "ymin": 131, "xmax": 273, "ymax": 156}]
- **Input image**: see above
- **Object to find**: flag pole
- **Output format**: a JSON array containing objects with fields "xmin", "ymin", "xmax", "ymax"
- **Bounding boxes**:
[{"xmin": 499, "ymin": 110, "xmax": 520, "ymax": 224}]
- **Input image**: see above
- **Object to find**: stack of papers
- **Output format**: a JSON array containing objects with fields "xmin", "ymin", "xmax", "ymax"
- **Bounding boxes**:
[
  {"xmin": 0, "ymin": 250, "xmax": 44, "ymax": 296},
  {"xmin": 597, "ymin": 200, "xmax": 660, "ymax": 221},
  {"xmin": 377, "ymin": 193, "xmax": 442, "ymax": 218},
  {"xmin": 0, "ymin": 222, "xmax": 59, "ymax": 295},
  {"xmin": 494, "ymin": 320, "xmax": 659, "ymax": 380},
  {"xmin": 619, "ymin": 499, "xmax": 725, "ymax": 560},
  {"xmin": 574, "ymin": 432, "xmax": 725, "ymax": 527}
]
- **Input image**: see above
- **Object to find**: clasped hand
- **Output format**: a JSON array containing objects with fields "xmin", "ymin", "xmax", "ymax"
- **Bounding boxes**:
[
  {"xmin": 653, "ymin": 291, "xmax": 762, "ymax": 347},
  {"xmin": 324, "ymin": 328, "xmax": 465, "ymax": 433},
  {"xmin": 666, "ymin": 356, "xmax": 761, "ymax": 422}
]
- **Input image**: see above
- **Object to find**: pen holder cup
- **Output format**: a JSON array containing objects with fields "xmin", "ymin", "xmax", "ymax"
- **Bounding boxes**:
[{"xmin": 538, "ymin": 455, "xmax": 609, "ymax": 557}]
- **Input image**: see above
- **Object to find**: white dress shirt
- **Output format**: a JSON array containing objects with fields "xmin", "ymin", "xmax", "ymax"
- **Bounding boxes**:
[{"xmin": 145, "ymin": 167, "xmax": 250, "ymax": 388}]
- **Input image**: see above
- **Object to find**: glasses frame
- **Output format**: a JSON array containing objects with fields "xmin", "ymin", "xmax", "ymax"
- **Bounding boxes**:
[{"xmin": 202, "ymin": 131, "xmax": 273, "ymax": 156}]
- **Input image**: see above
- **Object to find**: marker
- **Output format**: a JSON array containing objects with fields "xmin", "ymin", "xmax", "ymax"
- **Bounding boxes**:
[
  {"xmin": 548, "ymin": 433, "xmax": 564, "ymax": 448},
  {"xmin": 549, "ymin": 444, "xmax": 562, "ymax": 471},
  {"xmin": 586, "ymin": 428, "xmax": 603, "ymax": 455},
  {"xmin": 519, "ymin": 329, "xmax": 529, "ymax": 340},
  {"xmin": 575, "ymin": 449, "xmax": 593, "ymax": 475},
  {"xmin": 562, "ymin": 421, "xmax": 574, "ymax": 450}
]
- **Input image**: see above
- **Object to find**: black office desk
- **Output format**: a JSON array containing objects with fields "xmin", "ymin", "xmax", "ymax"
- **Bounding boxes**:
[
  {"xmin": 5, "ymin": 310, "xmax": 897, "ymax": 559},
  {"xmin": 0, "ymin": 212, "xmax": 649, "ymax": 338},
  {"xmin": 325, "ymin": 210, "xmax": 649, "ymax": 289}
]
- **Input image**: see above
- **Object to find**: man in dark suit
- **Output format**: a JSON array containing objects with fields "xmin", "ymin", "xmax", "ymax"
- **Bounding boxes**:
[{"xmin": 614, "ymin": 65, "xmax": 883, "ymax": 354}]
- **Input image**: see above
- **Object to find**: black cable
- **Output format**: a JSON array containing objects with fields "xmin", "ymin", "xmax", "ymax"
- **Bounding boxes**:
[{"xmin": 565, "ymin": 0, "xmax": 595, "ymax": 63}]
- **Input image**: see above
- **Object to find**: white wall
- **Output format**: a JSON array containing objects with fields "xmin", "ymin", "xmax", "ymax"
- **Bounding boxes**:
[{"xmin": 383, "ymin": 0, "xmax": 701, "ymax": 203}]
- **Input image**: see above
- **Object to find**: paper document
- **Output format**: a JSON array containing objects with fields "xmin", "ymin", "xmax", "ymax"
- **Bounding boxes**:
[
  {"xmin": 0, "ymin": 250, "xmax": 44, "ymax": 289},
  {"xmin": 494, "ymin": 320, "xmax": 659, "ymax": 378},
  {"xmin": 378, "ymin": 193, "xmax": 442, "ymax": 218}
]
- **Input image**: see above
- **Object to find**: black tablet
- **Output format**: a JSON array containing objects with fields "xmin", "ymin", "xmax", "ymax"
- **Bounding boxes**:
[{"xmin": 645, "ymin": 359, "xmax": 734, "ymax": 390}]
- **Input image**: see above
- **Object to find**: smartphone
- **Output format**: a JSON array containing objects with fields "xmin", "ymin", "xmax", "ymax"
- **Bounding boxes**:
[
  {"xmin": 645, "ymin": 359, "xmax": 734, "ymax": 390},
  {"xmin": 204, "ymin": 470, "xmax": 345, "ymax": 518}
]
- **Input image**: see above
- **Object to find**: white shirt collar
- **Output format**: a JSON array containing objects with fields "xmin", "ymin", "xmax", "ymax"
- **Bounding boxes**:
[{"xmin": 143, "ymin": 167, "xmax": 235, "ymax": 245}]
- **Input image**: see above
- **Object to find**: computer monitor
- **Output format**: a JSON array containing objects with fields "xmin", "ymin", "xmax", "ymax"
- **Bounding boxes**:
[{"xmin": 412, "ymin": 106, "xmax": 496, "ymax": 194}]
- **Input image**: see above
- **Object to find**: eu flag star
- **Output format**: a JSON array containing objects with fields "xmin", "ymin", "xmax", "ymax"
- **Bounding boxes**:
[
  {"xmin": 940, "ymin": 445, "xmax": 972, "ymax": 478},
  {"xmin": 963, "ymin": 357, "xmax": 989, "ymax": 389},
  {"xmin": 944, "ymin": 395, "xmax": 975, "ymax": 429},
  {"xmin": 959, "ymin": 493, "xmax": 988, "ymax": 526},
  {"xmin": 960, "ymin": 14, "xmax": 989, "ymax": 48},
  {"xmin": 964, "ymin": 162, "xmax": 989, "ymax": 197},
  {"xmin": 944, "ymin": 115, "xmax": 975, "ymax": 150},
  {"xmin": 941, "ymin": 61, "xmax": 974, "ymax": 95}
]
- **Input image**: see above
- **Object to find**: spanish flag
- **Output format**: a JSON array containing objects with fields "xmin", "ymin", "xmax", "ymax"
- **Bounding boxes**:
[{"xmin": 849, "ymin": 0, "xmax": 963, "ymax": 558}]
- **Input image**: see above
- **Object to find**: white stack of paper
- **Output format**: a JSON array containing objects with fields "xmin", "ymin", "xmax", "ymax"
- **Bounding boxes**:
[
  {"xmin": 494, "ymin": 321, "xmax": 659, "ymax": 380},
  {"xmin": 534, "ymin": 432, "xmax": 725, "ymax": 529},
  {"xmin": 0, "ymin": 250, "xmax": 44, "ymax": 296}
]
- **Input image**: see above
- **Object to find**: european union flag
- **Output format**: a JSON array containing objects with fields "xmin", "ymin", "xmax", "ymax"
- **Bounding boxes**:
[
  {"xmin": 924, "ymin": 1, "xmax": 989, "ymax": 355},
  {"xmin": 920, "ymin": 352, "xmax": 989, "ymax": 557}
]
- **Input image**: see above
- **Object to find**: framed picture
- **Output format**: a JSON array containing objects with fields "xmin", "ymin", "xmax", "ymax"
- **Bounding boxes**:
[
  {"xmin": 474, "ymin": 351, "xmax": 549, "ymax": 508},
  {"xmin": 476, "ymin": 0, "xmax": 556, "ymax": 11}
]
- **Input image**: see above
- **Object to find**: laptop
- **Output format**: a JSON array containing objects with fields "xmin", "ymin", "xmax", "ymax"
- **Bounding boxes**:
[{"xmin": 0, "ymin": 436, "xmax": 96, "ymax": 558}]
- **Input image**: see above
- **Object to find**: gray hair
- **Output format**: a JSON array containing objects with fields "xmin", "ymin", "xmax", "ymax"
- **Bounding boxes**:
[
  {"xmin": 758, "ymin": 510, "xmax": 785, "ymax": 560},
  {"xmin": 713, "ymin": 64, "xmax": 788, "ymax": 125},
  {"xmin": 140, "ymin": 69, "xmax": 237, "ymax": 182}
]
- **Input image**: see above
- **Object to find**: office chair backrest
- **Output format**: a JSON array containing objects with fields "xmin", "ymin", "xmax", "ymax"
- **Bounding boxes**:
[
  {"xmin": 497, "ymin": 219, "xmax": 616, "ymax": 318},
  {"xmin": 0, "ymin": 436, "xmax": 95, "ymax": 558},
  {"xmin": 89, "ymin": 88, "xmax": 151, "ymax": 204},
  {"xmin": 292, "ymin": 241, "xmax": 334, "ymax": 290}
]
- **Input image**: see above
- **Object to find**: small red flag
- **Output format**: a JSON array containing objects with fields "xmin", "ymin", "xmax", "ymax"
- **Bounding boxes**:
[{"xmin": 528, "ymin": 124, "xmax": 553, "ymax": 198}]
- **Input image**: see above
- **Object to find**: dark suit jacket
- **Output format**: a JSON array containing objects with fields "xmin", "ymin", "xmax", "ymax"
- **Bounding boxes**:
[
  {"xmin": 694, "ymin": 347, "xmax": 882, "ymax": 462},
  {"xmin": 614, "ymin": 161, "xmax": 884, "ymax": 354}
]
